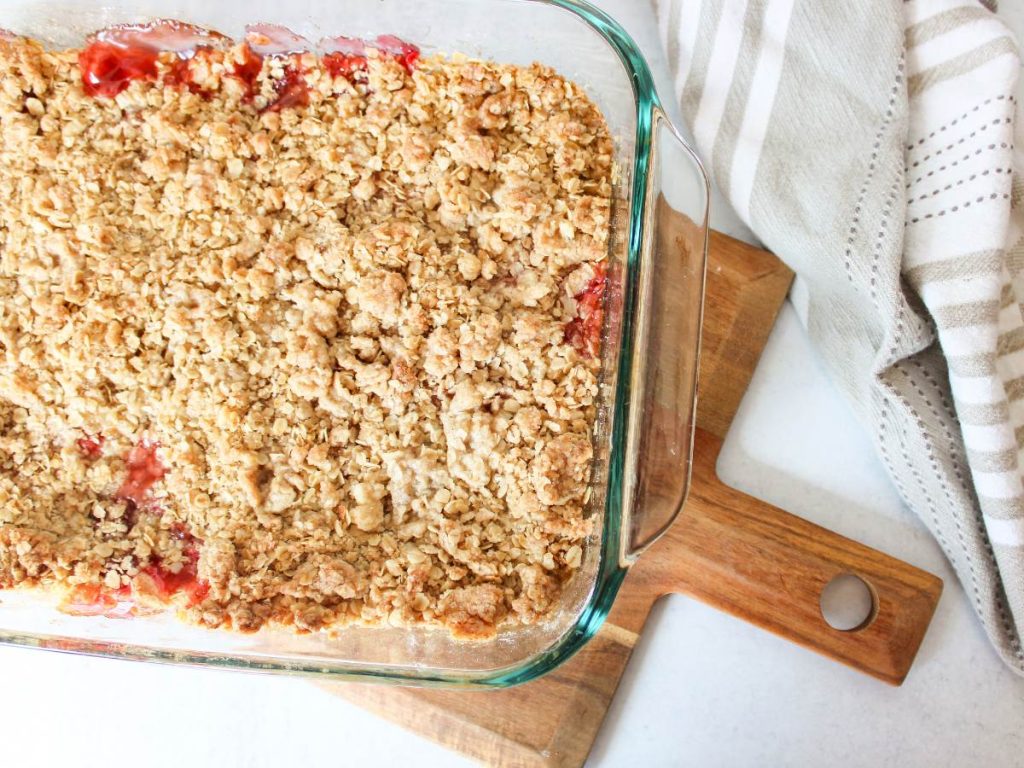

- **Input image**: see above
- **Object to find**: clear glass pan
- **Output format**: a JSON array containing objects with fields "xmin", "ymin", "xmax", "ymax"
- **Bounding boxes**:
[{"xmin": 0, "ymin": 0, "xmax": 708, "ymax": 687}]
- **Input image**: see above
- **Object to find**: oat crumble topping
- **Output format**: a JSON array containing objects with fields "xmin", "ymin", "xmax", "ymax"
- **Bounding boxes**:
[{"xmin": 0, "ymin": 26, "xmax": 612, "ymax": 638}]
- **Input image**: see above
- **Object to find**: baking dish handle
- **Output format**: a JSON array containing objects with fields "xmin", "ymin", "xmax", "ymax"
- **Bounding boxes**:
[{"xmin": 619, "ymin": 110, "xmax": 710, "ymax": 564}]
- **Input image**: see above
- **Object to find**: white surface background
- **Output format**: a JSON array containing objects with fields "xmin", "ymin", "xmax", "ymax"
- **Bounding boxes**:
[{"xmin": 2, "ymin": 2, "xmax": 1024, "ymax": 766}]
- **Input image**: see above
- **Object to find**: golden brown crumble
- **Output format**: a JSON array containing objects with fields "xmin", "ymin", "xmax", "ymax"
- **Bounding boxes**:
[{"xmin": 0, "ymin": 34, "xmax": 612, "ymax": 637}]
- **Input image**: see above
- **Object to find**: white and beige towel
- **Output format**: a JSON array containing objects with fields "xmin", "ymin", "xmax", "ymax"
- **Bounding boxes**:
[{"xmin": 654, "ymin": 0, "xmax": 1024, "ymax": 674}]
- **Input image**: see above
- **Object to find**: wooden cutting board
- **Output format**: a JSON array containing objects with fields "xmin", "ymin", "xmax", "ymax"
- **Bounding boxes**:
[{"xmin": 319, "ymin": 231, "xmax": 943, "ymax": 767}]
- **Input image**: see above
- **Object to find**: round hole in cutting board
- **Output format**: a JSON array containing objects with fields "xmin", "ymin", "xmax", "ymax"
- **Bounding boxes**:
[{"xmin": 819, "ymin": 573, "xmax": 876, "ymax": 631}]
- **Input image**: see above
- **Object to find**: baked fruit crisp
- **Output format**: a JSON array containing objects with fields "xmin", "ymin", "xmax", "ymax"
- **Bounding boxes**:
[{"xmin": 0, "ymin": 21, "xmax": 612, "ymax": 638}]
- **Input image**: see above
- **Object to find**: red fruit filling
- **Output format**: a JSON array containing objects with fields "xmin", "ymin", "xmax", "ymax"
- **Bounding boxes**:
[
  {"xmin": 79, "ymin": 22, "xmax": 418, "ymax": 100},
  {"xmin": 78, "ymin": 20, "xmax": 226, "ymax": 98},
  {"xmin": 139, "ymin": 559, "xmax": 209, "ymax": 606},
  {"xmin": 262, "ymin": 63, "xmax": 309, "ymax": 113},
  {"xmin": 116, "ymin": 441, "xmax": 166, "ymax": 508},
  {"xmin": 78, "ymin": 41, "xmax": 158, "ymax": 98},
  {"xmin": 323, "ymin": 52, "xmax": 368, "ymax": 79},
  {"xmin": 374, "ymin": 34, "xmax": 420, "ymax": 74},
  {"xmin": 321, "ymin": 35, "xmax": 367, "ymax": 79},
  {"xmin": 77, "ymin": 433, "xmax": 105, "ymax": 459},
  {"xmin": 564, "ymin": 264, "xmax": 607, "ymax": 358},
  {"xmin": 163, "ymin": 53, "xmax": 212, "ymax": 97},
  {"xmin": 136, "ymin": 526, "xmax": 210, "ymax": 608},
  {"xmin": 227, "ymin": 43, "xmax": 265, "ymax": 102}
]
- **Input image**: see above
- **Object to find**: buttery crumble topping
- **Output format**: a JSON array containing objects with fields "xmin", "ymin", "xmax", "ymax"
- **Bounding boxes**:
[{"xmin": 0, "ymin": 28, "xmax": 612, "ymax": 637}]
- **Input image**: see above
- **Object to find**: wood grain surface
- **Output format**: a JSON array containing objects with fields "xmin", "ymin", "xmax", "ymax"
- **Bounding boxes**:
[{"xmin": 320, "ymin": 231, "xmax": 942, "ymax": 767}]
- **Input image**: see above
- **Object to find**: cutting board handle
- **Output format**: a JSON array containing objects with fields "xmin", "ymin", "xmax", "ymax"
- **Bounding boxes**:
[{"xmin": 656, "ymin": 428, "xmax": 943, "ymax": 685}]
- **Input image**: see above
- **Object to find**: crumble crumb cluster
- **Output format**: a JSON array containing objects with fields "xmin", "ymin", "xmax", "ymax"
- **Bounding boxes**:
[{"xmin": 0, "ymin": 28, "xmax": 612, "ymax": 638}]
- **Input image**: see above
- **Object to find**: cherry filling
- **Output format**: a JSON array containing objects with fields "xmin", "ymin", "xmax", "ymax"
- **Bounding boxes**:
[
  {"xmin": 322, "ymin": 35, "xmax": 419, "ymax": 79},
  {"xmin": 262, "ymin": 62, "xmax": 309, "ymax": 113},
  {"xmin": 374, "ymin": 34, "xmax": 420, "ymax": 75},
  {"xmin": 164, "ymin": 51, "xmax": 212, "ymax": 97},
  {"xmin": 78, "ymin": 22, "xmax": 419, "ymax": 103},
  {"xmin": 139, "ymin": 547, "xmax": 209, "ymax": 607},
  {"xmin": 227, "ymin": 43, "xmax": 265, "ymax": 102},
  {"xmin": 136, "ymin": 526, "xmax": 210, "ymax": 608},
  {"xmin": 78, "ymin": 41, "xmax": 158, "ymax": 98},
  {"xmin": 168, "ymin": 525, "xmax": 210, "ymax": 604},
  {"xmin": 323, "ymin": 51, "xmax": 368, "ymax": 79},
  {"xmin": 322, "ymin": 36, "xmax": 368, "ymax": 80},
  {"xmin": 78, "ymin": 19, "xmax": 226, "ymax": 98},
  {"xmin": 116, "ymin": 441, "xmax": 166, "ymax": 508},
  {"xmin": 564, "ymin": 264, "xmax": 608, "ymax": 358},
  {"xmin": 77, "ymin": 433, "xmax": 105, "ymax": 459}
]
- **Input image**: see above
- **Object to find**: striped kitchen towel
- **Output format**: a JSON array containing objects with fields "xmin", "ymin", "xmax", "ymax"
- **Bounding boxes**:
[{"xmin": 654, "ymin": 0, "xmax": 1024, "ymax": 674}]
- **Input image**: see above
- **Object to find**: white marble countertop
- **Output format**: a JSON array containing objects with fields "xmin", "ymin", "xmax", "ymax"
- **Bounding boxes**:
[{"xmin": 3, "ymin": 2, "xmax": 1024, "ymax": 766}]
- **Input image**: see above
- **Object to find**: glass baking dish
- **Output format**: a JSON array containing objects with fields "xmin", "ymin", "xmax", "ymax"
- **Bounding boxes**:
[{"xmin": 0, "ymin": 0, "xmax": 708, "ymax": 687}]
